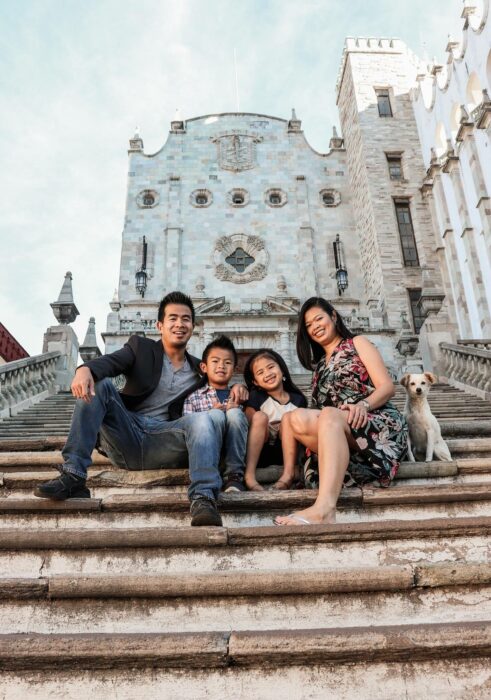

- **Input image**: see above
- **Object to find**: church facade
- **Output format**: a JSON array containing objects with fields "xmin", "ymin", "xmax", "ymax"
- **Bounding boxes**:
[{"xmin": 103, "ymin": 2, "xmax": 491, "ymax": 377}]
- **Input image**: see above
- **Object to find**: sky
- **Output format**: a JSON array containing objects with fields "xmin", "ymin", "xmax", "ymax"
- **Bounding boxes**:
[{"xmin": 0, "ymin": 0, "xmax": 464, "ymax": 356}]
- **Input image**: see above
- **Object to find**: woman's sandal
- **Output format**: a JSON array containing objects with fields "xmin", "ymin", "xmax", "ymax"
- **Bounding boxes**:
[{"xmin": 274, "ymin": 513, "xmax": 313, "ymax": 526}]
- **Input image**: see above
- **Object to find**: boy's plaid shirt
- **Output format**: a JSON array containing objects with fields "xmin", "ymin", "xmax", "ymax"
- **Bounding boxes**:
[{"xmin": 183, "ymin": 384, "xmax": 225, "ymax": 413}]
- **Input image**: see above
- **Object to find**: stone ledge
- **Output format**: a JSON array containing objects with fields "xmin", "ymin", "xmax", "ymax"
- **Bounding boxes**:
[
  {"xmin": 0, "ymin": 498, "xmax": 102, "ymax": 513},
  {"xmin": 361, "ymin": 482, "xmax": 491, "ymax": 506},
  {"xmin": 0, "ymin": 632, "xmax": 229, "ymax": 670},
  {"xmin": 228, "ymin": 621, "xmax": 491, "ymax": 666}
]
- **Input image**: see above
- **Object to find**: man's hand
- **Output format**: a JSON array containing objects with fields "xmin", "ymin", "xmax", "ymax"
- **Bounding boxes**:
[
  {"xmin": 71, "ymin": 367, "xmax": 96, "ymax": 403},
  {"xmin": 230, "ymin": 383, "xmax": 249, "ymax": 404}
]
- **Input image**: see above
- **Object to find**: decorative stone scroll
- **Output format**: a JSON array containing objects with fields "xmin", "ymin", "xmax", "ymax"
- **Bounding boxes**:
[{"xmin": 213, "ymin": 233, "xmax": 269, "ymax": 284}]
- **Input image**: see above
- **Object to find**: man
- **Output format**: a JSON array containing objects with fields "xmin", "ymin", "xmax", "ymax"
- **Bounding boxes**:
[{"xmin": 35, "ymin": 291, "xmax": 247, "ymax": 526}]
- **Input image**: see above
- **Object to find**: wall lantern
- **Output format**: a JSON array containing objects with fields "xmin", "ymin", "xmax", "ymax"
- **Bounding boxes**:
[
  {"xmin": 333, "ymin": 234, "xmax": 348, "ymax": 295},
  {"xmin": 135, "ymin": 236, "xmax": 148, "ymax": 297}
]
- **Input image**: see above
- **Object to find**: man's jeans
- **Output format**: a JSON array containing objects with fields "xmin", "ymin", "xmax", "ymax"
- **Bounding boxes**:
[
  {"xmin": 61, "ymin": 379, "xmax": 238, "ymax": 502},
  {"xmin": 218, "ymin": 407, "xmax": 248, "ymax": 478}
]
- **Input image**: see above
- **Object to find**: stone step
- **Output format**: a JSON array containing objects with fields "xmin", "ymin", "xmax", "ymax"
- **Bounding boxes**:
[
  {"xmin": 0, "ymin": 565, "xmax": 489, "ymax": 637},
  {"xmin": 0, "ymin": 621, "xmax": 488, "ymax": 670},
  {"xmin": 0, "ymin": 482, "xmax": 489, "ymax": 530},
  {"xmin": 1, "ymin": 650, "xmax": 488, "ymax": 700},
  {"xmin": 0, "ymin": 518, "xmax": 488, "ymax": 578}
]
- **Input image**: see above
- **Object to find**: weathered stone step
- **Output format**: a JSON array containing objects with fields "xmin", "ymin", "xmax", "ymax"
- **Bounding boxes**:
[
  {"xmin": 0, "ymin": 483, "xmax": 489, "ymax": 531},
  {"xmin": 2, "ymin": 562, "xmax": 490, "ymax": 601},
  {"xmin": 3, "ymin": 657, "xmax": 488, "ymax": 699},
  {"xmin": 0, "ymin": 621, "xmax": 488, "ymax": 671},
  {"xmin": 0, "ymin": 518, "xmax": 488, "ymax": 578}
]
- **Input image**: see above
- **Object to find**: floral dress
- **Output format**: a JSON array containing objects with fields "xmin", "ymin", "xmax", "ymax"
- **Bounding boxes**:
[{"xmin": 304, "ymin": 338, "xmax": 408, "ymax": 488}]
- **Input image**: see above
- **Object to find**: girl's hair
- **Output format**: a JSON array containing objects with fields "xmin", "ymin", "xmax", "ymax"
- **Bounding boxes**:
[
  {"xmin": 243, "ymin": 349, "xmax": 306, "ymax": 400},
  {"xmin": 296, "ymin": 297, "xmax": 354, "ymax": 370}
]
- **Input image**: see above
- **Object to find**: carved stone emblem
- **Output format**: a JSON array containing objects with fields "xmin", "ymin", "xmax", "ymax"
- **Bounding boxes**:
[
  {"xmin": 213, "ymin": 233, "xmax": 269, "ymax": 284},
  {"xmin": 211, "ymin": 133, "xmax": 262, "ymax": 172}
]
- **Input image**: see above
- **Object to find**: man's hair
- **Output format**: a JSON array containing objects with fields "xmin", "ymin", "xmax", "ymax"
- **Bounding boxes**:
[
  {"xmin": 158, "ymin": 291, "xmax": 195, "ymax": 323},
  {"xmin": 202, "ymin": 335, "xmax": 238, "ymax": 366}
]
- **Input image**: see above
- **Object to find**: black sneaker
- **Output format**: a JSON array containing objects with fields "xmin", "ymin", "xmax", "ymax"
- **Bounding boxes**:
[
  {"xmin": 222, "ymin": 474, "xmax": 246, "ymax": 493},
  {"xmin": 34, "ymin": 472, "xmax": 91, "ymax": 500},
  {"xmin": 190, "ymin": 497, "xmax": 222, "ymax": 527}
]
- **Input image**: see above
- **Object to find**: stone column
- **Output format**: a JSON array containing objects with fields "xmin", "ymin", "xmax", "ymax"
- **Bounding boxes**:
[
  {"xmin": 445, "ymin": 156, "xmax": 491, "ymax": 334},
  {"xmin": 278, "ymin": 329, "xmax": 291, "ymax": 368}
]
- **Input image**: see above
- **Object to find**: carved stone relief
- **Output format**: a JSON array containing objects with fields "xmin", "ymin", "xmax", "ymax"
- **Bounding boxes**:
[
  {"xmin": 211, "ymin": 132, "xmax": 262, "ymax": 172},
  {"xmin": 213, "ymin": 233, "xmax": 269, "ymax": 284}
]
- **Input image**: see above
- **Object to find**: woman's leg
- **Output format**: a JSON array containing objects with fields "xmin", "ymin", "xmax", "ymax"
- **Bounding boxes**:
[
  {"xmin": 244, "ymin": 411, "xmax": 269, "ymax": 491},
  {"xmin": 275, "ymin": 407, "xmax": 354, "ymax": 525}
]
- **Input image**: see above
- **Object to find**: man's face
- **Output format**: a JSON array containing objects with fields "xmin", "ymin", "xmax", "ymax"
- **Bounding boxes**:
[
  {"xmin": 200, "ymin": 347, "xmax": 236, "ymax": 389},
  {"xmin": 157, "ymin": 303, "xmax": 194, "ymax": 349}
]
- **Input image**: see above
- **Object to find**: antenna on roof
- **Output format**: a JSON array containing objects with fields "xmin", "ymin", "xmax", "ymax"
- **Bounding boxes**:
[{"xmin": 234, "ymin": 48, "xmax": 240, "ymax": 112}]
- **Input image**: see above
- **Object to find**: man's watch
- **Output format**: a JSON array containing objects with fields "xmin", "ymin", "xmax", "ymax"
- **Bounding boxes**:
[{"xmin": 359, "ymin": 399, "xmax": 370, "ymax": 411}]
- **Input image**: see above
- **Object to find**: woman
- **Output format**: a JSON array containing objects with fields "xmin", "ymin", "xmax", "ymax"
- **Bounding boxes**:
[{"xmin": 275, "ymin": 297, "xmax": 407, "ymax": 526}]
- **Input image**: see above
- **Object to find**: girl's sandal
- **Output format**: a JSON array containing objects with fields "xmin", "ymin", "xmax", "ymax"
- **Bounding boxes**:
[
  {"xmin": 246, "ymin": 481, "xmax": 264, "ymax": 492},
  {"xmin": 271, "ymin": 478, "xmax": 293, "ymax": 491}
]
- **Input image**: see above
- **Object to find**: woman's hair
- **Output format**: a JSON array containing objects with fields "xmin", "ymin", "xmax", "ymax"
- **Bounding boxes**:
[
  {"xmin": 243, "ymin": 349, "xmax": 306, "ymax": 400},
  {"xmin": 296, "ymin": 297, "xmax": 354, "ymax": 370}
]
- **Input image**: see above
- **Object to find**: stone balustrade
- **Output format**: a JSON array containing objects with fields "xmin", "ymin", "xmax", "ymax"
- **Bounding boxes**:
[
  {"xmin": 0, "ymin": 352, "xmax": 61, "ymax": 419},
  {"xmin": 440, "ymin": 342, "xmax": 491, "ymax": 400}
]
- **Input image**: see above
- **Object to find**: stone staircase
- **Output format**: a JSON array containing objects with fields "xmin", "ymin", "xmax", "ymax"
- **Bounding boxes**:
[{"xmin": 0, "ymin": 385, "xmax": 490, "ymax": 697}]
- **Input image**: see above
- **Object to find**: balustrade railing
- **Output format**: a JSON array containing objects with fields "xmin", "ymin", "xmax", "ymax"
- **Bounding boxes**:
[
  {"xmin": 0, "ymin": 351, "xmax": 61, "ymax": 418},
  {"xmin": 440, "ymin": 342, "xmax": 491, "ymax": 400}
]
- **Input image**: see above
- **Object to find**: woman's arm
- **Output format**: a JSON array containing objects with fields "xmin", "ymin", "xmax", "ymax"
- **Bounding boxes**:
[{"xmin": 352, "ymin": 335, "xmax": 395, "ymax": 409}]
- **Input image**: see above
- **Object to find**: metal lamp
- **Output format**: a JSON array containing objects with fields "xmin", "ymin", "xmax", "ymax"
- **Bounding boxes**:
[
  {"xmin": 135, "ymin": 236, "xmax": 148, "ymax": 297},
  {"xmin": 333, "ymin": 234, "xmax": 349, "ymax": 295}
]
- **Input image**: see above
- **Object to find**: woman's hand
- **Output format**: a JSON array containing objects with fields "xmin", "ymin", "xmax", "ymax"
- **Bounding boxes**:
[{"xmin": 340, "ymin": 402, "xmax": 368, "ymax": 430}]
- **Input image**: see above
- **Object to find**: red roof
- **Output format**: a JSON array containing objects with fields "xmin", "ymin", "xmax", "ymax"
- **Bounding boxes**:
[{"xmin": 0, "ymin": 323, "xmax": 29, "ymax": 363}]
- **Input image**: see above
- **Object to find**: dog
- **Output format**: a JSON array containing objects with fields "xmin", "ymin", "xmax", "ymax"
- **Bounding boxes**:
[{"xmin": 400, "ymin": 372, "xmax": 452, "ymax": 462}]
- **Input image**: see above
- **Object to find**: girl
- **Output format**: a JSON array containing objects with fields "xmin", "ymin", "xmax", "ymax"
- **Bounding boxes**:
[
  {"xmin": 274, "ymin": 297, "xmax": 408, "ymax": 526},
  {"xmin": 243, "ymin": 349, "xmax": 307, "ymax": 491}
]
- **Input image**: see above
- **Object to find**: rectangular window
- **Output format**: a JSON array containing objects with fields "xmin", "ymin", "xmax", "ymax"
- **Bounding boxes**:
[
  {"xmin": 395, "ymin": 201, "xmax": 419, "ymax": 267},
  {"xmin": 376, "ymin": 90, "xmax": 393, "ymax": 117},
  {"xmin": 387, "ymin": 154, "xmax": 403, "ymax": 180},
  {"xmin": 408, "ymin": 289, "xmax": 424, "ymax": 333}
]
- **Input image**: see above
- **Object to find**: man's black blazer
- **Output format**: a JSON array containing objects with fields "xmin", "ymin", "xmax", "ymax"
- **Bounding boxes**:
[{"xmin": 82, "ymin": 335, "xmax": 202, "ymax": 419}]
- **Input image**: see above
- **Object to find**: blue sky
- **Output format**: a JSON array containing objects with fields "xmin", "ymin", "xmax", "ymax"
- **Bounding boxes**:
[{"xmin": 0, "ymin": 0, "xmax": 464, "ymax": 354}]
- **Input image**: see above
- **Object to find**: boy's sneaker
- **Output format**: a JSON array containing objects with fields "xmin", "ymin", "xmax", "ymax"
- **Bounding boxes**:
[
  {"xmin": 222, "ymin": 474, "xmax": 246, "ymax": 493},
  {"xmin": 190, "ymin": 497, "xmax": 223, "ymax": 527},
  {"xmin": 34, "ymin": 472, "xmax": 90, "ymax": 500}
]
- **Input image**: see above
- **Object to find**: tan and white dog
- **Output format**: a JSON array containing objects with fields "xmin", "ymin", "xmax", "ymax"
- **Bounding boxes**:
[{"xmin": 400, "ymin": 372, "xmax": 452, "ymax": 462}]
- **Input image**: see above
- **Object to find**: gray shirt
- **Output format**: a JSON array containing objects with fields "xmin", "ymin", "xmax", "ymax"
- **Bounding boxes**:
[{"xmin": 135, "ymin": 354, "xmax": 197, "ymax": 420}]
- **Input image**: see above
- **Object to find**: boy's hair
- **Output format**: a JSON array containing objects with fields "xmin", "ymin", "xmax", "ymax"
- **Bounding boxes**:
[
  {"xmin": 202, "ymin": 335, "xmax": 238, "ymax": 366},
  {"xmin": 158, "ymin": 291, "xmax": 195, "ymax": 323},
  {"xmin": 243, "ymin": 348, "xmax": 306, "ymax": 401}
]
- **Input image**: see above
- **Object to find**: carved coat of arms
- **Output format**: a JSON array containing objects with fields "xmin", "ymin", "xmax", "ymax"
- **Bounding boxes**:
[{"xmin": 211, "ymin": 133, "xmax": 262, "ymax": 172}]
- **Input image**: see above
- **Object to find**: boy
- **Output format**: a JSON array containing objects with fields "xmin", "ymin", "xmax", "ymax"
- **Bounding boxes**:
[{"xmin": 183, "ymin": 335, "xmax": 248, "ymax": 492}]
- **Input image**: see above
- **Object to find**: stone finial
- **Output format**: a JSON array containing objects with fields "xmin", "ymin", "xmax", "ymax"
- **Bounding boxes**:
[
  {"xmin": 446, "ymin": 138, "xmax": 455, "ymax": 157},
  {"xmin": 276, "ymin": 275, "xmax": 288, "ymax": 296},
  {"xmin": 460, "ymin": 104, "xmax": 471, "ymax": 123},
  {"xmin": 133, "ymin": 311, "xmax": 146, "ymax": 337},
  {"xmin": 194, "ymin": 276, "xmax": 206, "ymax": 298},
  {"xmin": 109, "ymin": 289, "xmax": 121, "ymax": 312},
  {"xmin": 171, "ymin": 108, "xmax": 185, "ymax": 133},
  {"xmin": 288, "ymin": 108, "xmax": 302, "ymax": 132},
  {"xmin": 445, "ymin": 34, "xmax": 459, "ymax": 54},
  {"xmin": 482, "ymin": 88, "xmax": 491, "ymax": 105},
  {"xmin": 79, "ymin": 317, "xmax": 102, "ymax": 362},
  {"xmin": 461, "ymin": 1, "xmax": 477, "ymax": 20},
  {"xmin": 430, "ymin": 147, "xmax": 438, "ymax": 164},
  {"xmin": 50, "ymin": 272, "xmax": 80, "ymax": 325},
  {"xmin": 329, "ymin": 125, "xmax": 344, "ymax": 149},
  {"xmin": 129, "ymin": 126, "xmax": 144, "ymax": 152}
]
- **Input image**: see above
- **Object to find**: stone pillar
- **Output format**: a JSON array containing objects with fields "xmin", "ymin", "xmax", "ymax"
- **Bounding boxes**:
[
  {"xmin": 42, "ymin": 325, "xmax": 79, "ymax": 391},
  {"xmin": 278, "ymin": 329, "xmax": 291, "ymax": 368},
  {"xmin": 164, "ymin": 176, "xmax": 183, "ymax": 293},
  {"xmin": 295, "ymin": 176, "xmax": 319, "ymax": 297},
  {"xmin": 79, "ymin": 317, "xmax": 102, "ymax": 362}
]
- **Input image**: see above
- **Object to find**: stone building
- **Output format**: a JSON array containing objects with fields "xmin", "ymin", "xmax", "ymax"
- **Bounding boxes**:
[
  {"xmin": 412, "ymin": 0, "xmax": 491, "ymax": 341},
  {"xmin": 103, "ymin": 0, "xmax": 490, "ymax": 378}
]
